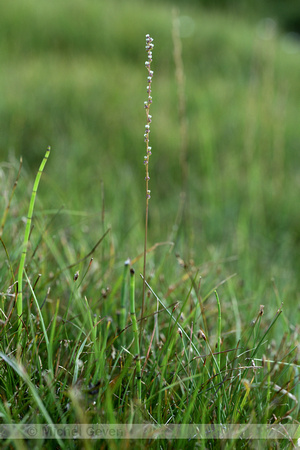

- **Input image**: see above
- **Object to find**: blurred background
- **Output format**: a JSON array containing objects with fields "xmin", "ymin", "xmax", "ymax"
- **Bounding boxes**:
[{"xmin": 1, "ymin": 0, "xmax": 300, "ymax": 319}]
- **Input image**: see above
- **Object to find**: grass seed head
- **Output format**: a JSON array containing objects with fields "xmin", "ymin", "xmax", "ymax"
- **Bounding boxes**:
[{"xmin": 143, "ymin": 34, "xmax": 154, "ymax": 193}]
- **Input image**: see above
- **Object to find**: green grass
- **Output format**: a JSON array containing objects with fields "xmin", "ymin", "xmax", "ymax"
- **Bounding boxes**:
[{"xmin": 0, "ymin": 0, "xmax": 300, "ymax": 448}]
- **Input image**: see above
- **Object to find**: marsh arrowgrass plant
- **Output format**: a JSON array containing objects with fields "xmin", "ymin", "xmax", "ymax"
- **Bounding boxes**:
[{"xmin": 141, "ymin": 34, "xmax": 154, "ymax": 333}]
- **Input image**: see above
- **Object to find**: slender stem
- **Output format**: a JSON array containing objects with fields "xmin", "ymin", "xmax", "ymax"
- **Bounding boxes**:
[
  {"xmin": 17, "ymin": 147, "xmax": 50, "ymax": 339},
  {"xmin": 140, "ymin": 34, "xmax": 154, "ymax": 344},
  {"xmin": 141, "ymin": 104, "xmax": 150, "ymax": 329},
  {"xmin": 130, "ymin": 268, "xmax": 142, "ymax": 401},
  {"xmin": 141, "ymin": 195, "xmax": 148, "ymax": 338},
  {"xmin": 215, "ymin": 290, "xmax": 222, "ymax": 424}
]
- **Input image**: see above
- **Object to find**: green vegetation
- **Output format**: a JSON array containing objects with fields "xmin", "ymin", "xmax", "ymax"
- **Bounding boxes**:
[{"xmin": 0, "ymin": 0, "xmax": 299, "ymax": 448}]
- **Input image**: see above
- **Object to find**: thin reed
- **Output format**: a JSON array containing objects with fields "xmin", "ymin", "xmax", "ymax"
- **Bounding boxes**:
[{"xmin": 17, "ymin": 147, "xmax": 50, "ymax": 338}]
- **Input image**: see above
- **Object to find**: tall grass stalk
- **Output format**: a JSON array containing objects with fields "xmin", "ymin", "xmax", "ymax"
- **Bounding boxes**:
[
  {"xmin": 215, "ymin": 290, "xmax": 222, "ymax": 424},
  {"xmin": 17, "ymin": 147, "xmax": 50, "ymax": 339},
  {"xmin": 141, "ymin": 34, "xmax": 154, "ymax": 337},
  {"xmin": 130, "ymin": 268, "xmax": 142, "ymax": 401}
]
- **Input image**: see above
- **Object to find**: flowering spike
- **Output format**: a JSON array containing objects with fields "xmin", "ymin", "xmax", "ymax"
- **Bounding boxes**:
[{"xmin": 143, "ymin": 34, "xmax": 154, "ymax": 188}]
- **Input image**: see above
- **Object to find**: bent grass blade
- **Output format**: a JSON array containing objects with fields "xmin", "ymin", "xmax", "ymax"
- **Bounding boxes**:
[{"xmin": 17, "ymin": 147, "xmax": 50, "ymax": 339}]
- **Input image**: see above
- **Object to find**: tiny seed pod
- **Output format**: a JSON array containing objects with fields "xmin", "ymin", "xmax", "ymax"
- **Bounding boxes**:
[{"xmin": 198, "ymin": 330, "xmax": 206, "ymax": 341}]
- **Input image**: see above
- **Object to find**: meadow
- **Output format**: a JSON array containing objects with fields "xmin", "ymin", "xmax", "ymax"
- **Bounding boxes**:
[{"xmin": 0, "ymin": 0, "xmax": 300, "ymax": 448}]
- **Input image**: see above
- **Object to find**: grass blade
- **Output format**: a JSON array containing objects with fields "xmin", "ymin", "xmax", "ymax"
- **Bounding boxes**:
[{"xmin": 17, "ymin": 147, "xmax": 50, "ymax": 339}]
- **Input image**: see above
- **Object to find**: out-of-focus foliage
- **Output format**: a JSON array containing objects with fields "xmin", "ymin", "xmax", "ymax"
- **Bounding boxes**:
[
  {"xmin": 163, "ymin": 0, "xmax": 300, "ymax": 33},
  {"xmin": 264, "ymin": 0, "xmax": 300, "ymax": 33}
]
